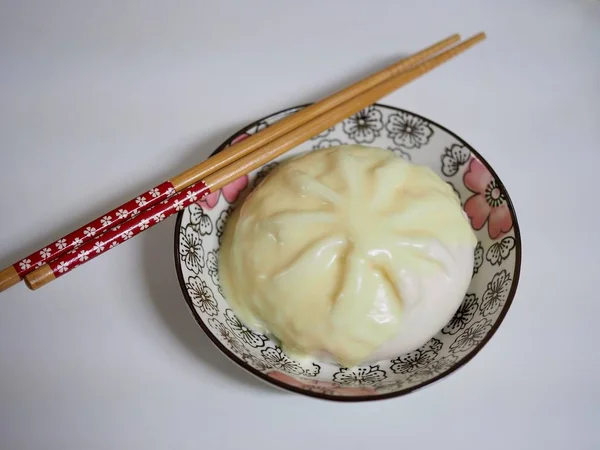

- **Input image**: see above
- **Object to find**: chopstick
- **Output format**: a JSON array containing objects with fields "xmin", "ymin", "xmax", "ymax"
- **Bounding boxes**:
[
  {"xmin": 23, "ymin": 32, "xmax": 486, "ymax": 291},
  {"xmin": 0, "ymin": 34, "xmax": 461, "ymax": 293}
]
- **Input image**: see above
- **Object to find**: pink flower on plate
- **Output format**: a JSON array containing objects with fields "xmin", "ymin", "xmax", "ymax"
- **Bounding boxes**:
[
  {"xmin": 267, "ymin": 371, "xmax": 377, "ymax": 397},
  {"xmin": 196, "ymin": 133, "xmax": 250, "ymax": 210},
  {"xmin": 230, "ymin": 133, "xmax": 251, "ymax": 145},
  {"xmin": 463, "ymin": 158, "xmax": 513, "ymax": 239},
  {"xmin": 196, "ymin": 132, "xmax": 252, "ymax": 210},
  {"xmin": 197, "ymin": 175, "xmax": 249, "ymax": 210}
]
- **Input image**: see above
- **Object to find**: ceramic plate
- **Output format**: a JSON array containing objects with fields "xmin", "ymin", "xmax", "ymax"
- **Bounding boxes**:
[{"xmin": 174, "ymin": 104, "xmax": 521, "ymax": 401}]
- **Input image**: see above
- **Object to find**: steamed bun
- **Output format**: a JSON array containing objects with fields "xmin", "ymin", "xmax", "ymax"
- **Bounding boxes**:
[{"xmin": 219, "ymin": 145, "xmax": 476, "ymax": 366}]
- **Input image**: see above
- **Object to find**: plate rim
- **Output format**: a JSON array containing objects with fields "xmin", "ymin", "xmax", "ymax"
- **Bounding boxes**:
[{"xmin": 173, "ymin": 103, "xmax": 522, "ymax": 402}]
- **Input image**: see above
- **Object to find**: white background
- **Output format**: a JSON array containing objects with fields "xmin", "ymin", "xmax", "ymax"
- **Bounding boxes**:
[{"xmin": 1, "ymin": 0, "xmax": 599, "ymax": 449}]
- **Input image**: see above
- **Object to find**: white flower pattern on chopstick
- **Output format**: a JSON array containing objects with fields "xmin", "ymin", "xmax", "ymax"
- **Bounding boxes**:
[
  {"xmin": 186, "ymin": 191, "xmax": 199, "ymax": 203},
  {"xmin": 116, "ymin": 209, "xmax": 129, "ymax": 219},
  {"xmin": 92, "ymin": 242, "xmax": 105, "ymax": 254},
  {"xmin": 100, "ymin": 215, "xmax": 112, "ymax": 227},
  {"xmin": 174, "ymin": 199, "xmax": 185, "ymax": 211},
  {"xmin": 77, "ymin": 250, "xmax": 89, "ymax": 262}
]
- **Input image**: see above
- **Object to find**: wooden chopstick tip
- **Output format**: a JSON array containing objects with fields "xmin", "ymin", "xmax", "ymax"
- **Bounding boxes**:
[
  {"xmin": 441, "ymin": 33, "xmax": 461, "ymax": 45},
  {"xmin": 422, "ymin": 31, "xmax": 487, "ymax": 67},
  {"xmin": 24, "ymin": 265, "xmax": 55, "ymax": 291},
  {"xmin": 455, "ymin": 32, "xmax": 487, "ymax": 54},
  {"xmin": 463, "ymin": 31, "xmax": 487, "ymax": 46},
  {"xmin": 0, "ymin": 266, "xmax": 20, "ymax": 293}
]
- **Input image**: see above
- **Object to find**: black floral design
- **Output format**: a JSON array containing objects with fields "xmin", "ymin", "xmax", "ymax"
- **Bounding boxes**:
[
  {"xmin": 333, "ymin": 365, "xmax": 386, "ymax": 386},
  {"xmin": 425, "ymin": 337, "xmax": 443, "ymax": 353},
  {"xmin": 206, "ymin": 250, "xmax": 220, "ymax": 293},
  {"xmin": 442, "ymin": 294, "xmax": 478, "ymax": 335},
  {"xmin": 189, "ymin": 204, "xmax": 213, "ymax": 235},
  {"xmin": 408, "ymin": 355, "xmax": 459, "ymax": 383},
  {"xmin": 391, "ymin": 350, "xmax": 437, "ymax": 374},
  {"xmin": 253, "ymin": 162, "xmax": 280, "ymax": 188},
  {"xmin": 179, "ymin": 225, "xmax": 205, "ymax": 274},
  {"xmin": 261, "ymin": 347, "xmax": 320, "ymax": 376},
  {"xmin": 342, "ymin": 106, "xmax": 383, "ymax": 143},
  {"xmin": 241, "ymin": 352, "xmax": 271, "ymax": 371},
  {"xmin": 486, "ymin": 236, "xmax": 515, "ymax": 266},
  {"xmin": 390, "ymin": 338, "xmax": 442, "ymax": 374},
  {"xmin": 208, "ymin": 318, "xmax": 245, "ymax": 354},
  {"xmin": 298, "ymin": 385, "xmax": 343, "ymax": 396},
  {"xmin": 310, "ymin": 127, "xmax": 334, "ymax": 140},
  {"xmin": 300, "ymin": 364, "xmax": 321, "ymax": 377},
  {"xmin": 385, "ymin": 111, "xmax": 433, "ymax": 149},
  {"xmin": 387, "ymin": 146, "xmax": 412, "ymax": 161},
  {"xmin": 447, "ymin": 182, "xmax": 461, "ymax": 201},
  {"xmin": 484, "ymin": 179, "xmax": 506, "ymax": 208},
  {"xmin": 313, "ymin": 138, "xmax": 346, "ymax": 150},
  {"xmin": 186, "ymin": 276, "xmax": 218, "ymax": 316},
  {"xmin": 473, "ymin": 242, "xmax": 483, "ymax": 274},
  {"xmin": 376, "ymin": 378, "xmax": 405, "ymax": 393},
  {"xmin": 250, "ymin": 121, "xmax": 269, "ymax": 134},
  {"xmin": 216, "ymin": 207, "xmax": 232, "ymax": 245},
  {"xmin": 441, "ymin": 144, "xmax": 471, "ymax": 177},
  {"xmin": 481, "ymin": 270, "xmax": 511, "ymax": 317},
  {"xmin": 450, "ymin": 318, "xmax": 492, "ymax": 353},
  {"xmin": 224, "ymin": 309, "xmax": 267, "ymax": 348}
]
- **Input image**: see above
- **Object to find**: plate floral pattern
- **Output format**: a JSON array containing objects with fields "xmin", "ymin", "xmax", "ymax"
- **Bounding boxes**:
[{"xmin": 174, "ymin": 104, "xmax": 521, "ymax": 402}]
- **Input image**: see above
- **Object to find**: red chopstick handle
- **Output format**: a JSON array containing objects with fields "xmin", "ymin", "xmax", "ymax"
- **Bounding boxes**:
[
  {"xmin": 38, "ymin": 182, "xmax": 209, "ymax": 282},
  {"xmin": 12, "ymin": 181, "xmax": 176, "ymax": 277}
]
